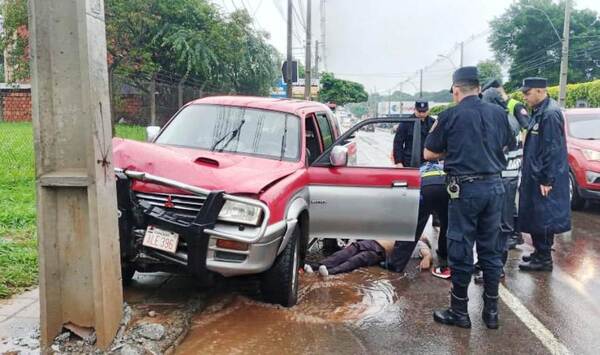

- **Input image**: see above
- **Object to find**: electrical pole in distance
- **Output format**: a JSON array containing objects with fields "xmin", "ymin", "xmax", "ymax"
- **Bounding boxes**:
[
  {"xmin": 558, "ymin": 0, "xmax": 571, "ymax": 107},
  {"xmin": 287, "ymin": 0, "xmax": 293, "ymax": 98},
  {"xmin": 419, "ymin": 69, "xmax": 423, "ymax": 98},
  {"xmin": 304, "ymin": 0, "xmax": 312, "ymax": 100}
]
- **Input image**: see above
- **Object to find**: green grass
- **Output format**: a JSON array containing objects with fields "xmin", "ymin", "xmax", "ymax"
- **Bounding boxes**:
[{"xmin": 0, "ymin": 122, "xmax": 144, "ymax": 298}]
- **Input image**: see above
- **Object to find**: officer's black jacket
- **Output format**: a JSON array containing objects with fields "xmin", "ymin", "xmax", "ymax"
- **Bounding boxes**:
[
  {"xmin": 393, "ymin": 114, "xmax": 434, "ymax": 166},
  {"xmin": 519, "ymin": 97, "xmax": 571, "ymax": 235},
  {"xmin": 425, "ymin": 95, "xmax": 515, "ymax": 176}
]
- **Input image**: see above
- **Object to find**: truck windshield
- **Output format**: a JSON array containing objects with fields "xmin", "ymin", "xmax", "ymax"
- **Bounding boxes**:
[
  {"xmin": 568, "ymin": 114, "xmax": 600, "ymax": 140},
  {"xmin": 156, "ymin": 104, "xmax": 301, "ymax": 160}
]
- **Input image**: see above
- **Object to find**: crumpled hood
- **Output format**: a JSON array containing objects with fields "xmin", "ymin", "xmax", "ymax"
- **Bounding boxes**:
[{"xmin": 112, "ymin": 138, "xmax": 301, "ymax": 195}]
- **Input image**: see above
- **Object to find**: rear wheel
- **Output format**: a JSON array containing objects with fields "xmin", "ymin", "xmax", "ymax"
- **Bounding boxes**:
[
  {"xmin": 570, "ymin": 172, "xmax": 586, "ymax": 210},
  {"xmin": 260, "ymin": 226, "xmax": 300, "ymax": 307}
]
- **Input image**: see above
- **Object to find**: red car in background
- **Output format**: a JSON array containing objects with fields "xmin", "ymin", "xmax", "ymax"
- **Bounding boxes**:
[{"xmin": 564, "ymin": 109, "xmax": 600, "ymax": 209}]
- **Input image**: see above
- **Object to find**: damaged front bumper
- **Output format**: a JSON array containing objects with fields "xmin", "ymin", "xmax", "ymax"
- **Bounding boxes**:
[{"xmin": 115, "ymin": 168, "xmax": 287, "ymax": 278}]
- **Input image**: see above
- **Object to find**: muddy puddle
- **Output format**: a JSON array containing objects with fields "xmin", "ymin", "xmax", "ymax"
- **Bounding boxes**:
[{"xmin": 176, "ymin": 267, "xmax": 406, "ymax": 354}]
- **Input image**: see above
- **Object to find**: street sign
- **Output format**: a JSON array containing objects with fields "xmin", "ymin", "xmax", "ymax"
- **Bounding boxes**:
[{"xmin": 282, "ymin": 60, "xmax": 298, "ymax": 83}]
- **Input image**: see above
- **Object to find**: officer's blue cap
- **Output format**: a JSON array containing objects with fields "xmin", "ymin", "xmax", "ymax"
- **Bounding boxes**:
[
  {"xmin": 482, "ymin": 79, "xmax": 502, "ymax": 92},
  {"xmin": 520, "ymin": 77, "xmax": 547, "ymax": 92},
  {"xmin": 415, "ymin": 99, "xmax": 429, "ymax": 112},
  {"xmin": 450, "ymin": 66, "xmax": 479, "ymax": 93}
]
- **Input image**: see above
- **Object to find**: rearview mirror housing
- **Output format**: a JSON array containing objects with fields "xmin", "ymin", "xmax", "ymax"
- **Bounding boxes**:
[{"xmin": 330, "ymin": 145, "xmax": 348, "ymax": 167}]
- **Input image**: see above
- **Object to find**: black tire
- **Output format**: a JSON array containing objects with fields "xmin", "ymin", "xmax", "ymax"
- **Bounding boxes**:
[
  {"xmin": 121, "ymin": 262, "xmax": 135, "ymax": 286},
  {"xmin": 260, "ymin": 226, "xmax": 300, "ymax": 307},
  {"xmin": 570, "ymin": 172, "xmax": 586, "ymax": 210}
]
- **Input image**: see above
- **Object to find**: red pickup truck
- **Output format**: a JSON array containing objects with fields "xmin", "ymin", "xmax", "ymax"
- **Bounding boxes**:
[{"xmin": 113, "ymin": 96, "xmax": 421, "ymax": 306}]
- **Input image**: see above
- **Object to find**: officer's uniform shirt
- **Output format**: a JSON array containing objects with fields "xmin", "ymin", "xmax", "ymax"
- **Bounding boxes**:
[
  {"xmin": 393, "ymin": 115, "xmax": 435, "ymax": 166},
  {"xmin": 425, "ymin": 95, "xmax": 515, "ymax": 176}
]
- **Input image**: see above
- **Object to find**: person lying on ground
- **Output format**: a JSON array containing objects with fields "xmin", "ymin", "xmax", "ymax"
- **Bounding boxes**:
[{"xmin": 304, "ymin": 237, "xmax": 432, "ymax": 276}]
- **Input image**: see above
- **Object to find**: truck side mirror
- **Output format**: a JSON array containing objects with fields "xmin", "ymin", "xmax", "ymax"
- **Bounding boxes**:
[
  {"xmin": 330, "ymin": 145, "xmax": 348, "ymax": 167},
  {"xmin": 146, "ymin": 126, "xmax": 161, "ymax": 142}
]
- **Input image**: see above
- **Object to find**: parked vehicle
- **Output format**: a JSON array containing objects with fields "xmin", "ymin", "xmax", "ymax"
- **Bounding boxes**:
[
  {"xmin": 113, "ymin": 96, "xmax": 421, "ymax": 306},
  {"xmin": 564, "ymin": 108, "xmax": 600, "ymax": 209}
]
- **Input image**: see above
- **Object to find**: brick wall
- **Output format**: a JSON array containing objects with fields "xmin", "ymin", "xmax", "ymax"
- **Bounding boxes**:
[{"xmin": 2, "ymin": 90, "xmax": 32, "ymax": 122}]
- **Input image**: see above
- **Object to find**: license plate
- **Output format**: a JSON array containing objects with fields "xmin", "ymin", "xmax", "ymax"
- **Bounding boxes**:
[{"xmin": 143, "ymin": 226, "xmax": 179, "ymax": 254}]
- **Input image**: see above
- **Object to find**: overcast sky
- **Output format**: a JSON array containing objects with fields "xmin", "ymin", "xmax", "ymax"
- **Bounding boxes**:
[{"xmin": 212, "ymin": 0, "xmax": 600, "ymax": 94}]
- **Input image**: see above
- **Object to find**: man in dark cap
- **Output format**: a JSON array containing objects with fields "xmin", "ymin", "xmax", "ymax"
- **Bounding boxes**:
[
  {"xmin": 425, "ymin": 66, "xmax": 515, "ymax": 329},
  {"xmin": 392, "ymin": 99, "xmax": 435, "ymax": 167},
  {"xmin": 518, "ymin": 77, "xmax": 571, "ymax": 271}
]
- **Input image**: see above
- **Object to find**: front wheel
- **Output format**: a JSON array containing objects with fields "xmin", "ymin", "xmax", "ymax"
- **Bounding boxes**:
[
  {"xmin": 121, "ymin": 262, "xmax": 135, "ymax": 286},
  {"xmin": 260, "ymin": 226, "xmax": 300, "ymax": 307},
  {"xmin": 570, "ymin": 172, "xmax": 586, "ymax": 210}
]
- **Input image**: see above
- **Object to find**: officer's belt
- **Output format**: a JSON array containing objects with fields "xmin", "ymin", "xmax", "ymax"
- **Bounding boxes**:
[
  {"xmin": 421, "ymin": 171, "xmax": 446, "ymax": 178},
  {"xmin": 448, "ymin": 173, "xmax": 501, "ymax": 184}
]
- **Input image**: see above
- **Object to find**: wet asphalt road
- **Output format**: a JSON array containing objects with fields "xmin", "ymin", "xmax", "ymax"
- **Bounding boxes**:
[{"xmin": 170, "ymin": 204, "xmax": 600, "ymax": 355}]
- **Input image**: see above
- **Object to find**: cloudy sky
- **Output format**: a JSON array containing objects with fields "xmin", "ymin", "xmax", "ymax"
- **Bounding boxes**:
[{"xmin": 212, "ymin": 0, "xmax": 600, "ymax": 94}]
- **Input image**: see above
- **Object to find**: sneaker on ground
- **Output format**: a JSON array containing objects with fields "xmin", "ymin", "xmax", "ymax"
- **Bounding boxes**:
[
  {"xmin": 304, "ymin": 264, "xmax": 314, "ymax": 274},
  {"xmin": 319, "ymin": 265, "xmax": 329, "ymax": 277},
  {"xmin": 431, "ymin": 266, "xmax": 451, "ymax": 279}
]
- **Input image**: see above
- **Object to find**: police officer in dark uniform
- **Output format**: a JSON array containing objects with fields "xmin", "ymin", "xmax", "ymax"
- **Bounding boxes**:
[
  {"xmin": 393, "ymin": 100, "xmax": 435, "ymax": 167},
  {"xmin": 425, "ymin": 67, "xmax": 515, "ymax": 329},
  {"xmin": 518, "ymin": 77, "xmax": 571, "ymax": 271}
]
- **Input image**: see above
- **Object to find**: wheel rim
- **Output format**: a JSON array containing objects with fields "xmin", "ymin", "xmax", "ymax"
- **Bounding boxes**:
[
  {"xmin": 569, "ymin": 175, "xmax": 574, "ymax": 202},
  {"xmin": 291, "ymin": 240, "xmax": 299, "ymax": 296}
]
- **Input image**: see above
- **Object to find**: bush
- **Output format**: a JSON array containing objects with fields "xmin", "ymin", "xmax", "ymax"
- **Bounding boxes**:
[{"xmin": 510, "ymin": 79, "xmax": 600, "ymax": 107}]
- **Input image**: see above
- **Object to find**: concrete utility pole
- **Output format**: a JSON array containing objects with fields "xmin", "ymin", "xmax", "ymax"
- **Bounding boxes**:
[
  {"xmin": 29, "ymin": 0, "xmax": 123, "ymax": 351},
  {"xmin": 558, "ymin": 0, "xmax": 571, "ymax": 107},
  {"xmin": 320, "ymin": 0, "xmax": 327, "ymax": 71},
  {"xmin": 459, "ymin": 42, "xmax": 464, "ymax": 67},
  {"xmin": 304, "ymin": 0, "xmax": 312, "ymax": 100},
  {"xmin": 286, "ymin": 0, "xmax": 293, "ymax": 98},
  {"xmin": 314, "ymin": 40, "xmax": 320, "ymax": 80}
]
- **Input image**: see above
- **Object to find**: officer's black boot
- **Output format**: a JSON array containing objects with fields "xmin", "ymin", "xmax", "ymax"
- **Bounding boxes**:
[
  {"xmin": 433, "ymin": 290, "xmax": 471, "ymax": 328},
  {"xmin": 519, "ymin": 256, "xmax": 553, "ymax": 272},
  {"xmin": 482, "ymin": 293, "xmax": 499, "ymax": 329},
  {"xmin": 521, "ymin": 251, "xmax": 537, "ymax": 262}
]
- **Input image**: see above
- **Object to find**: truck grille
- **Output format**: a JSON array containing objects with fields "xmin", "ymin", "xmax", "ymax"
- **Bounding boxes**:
[{"xmin": 134, "ymin": 192, "xmax": 206, "ymax": 215}]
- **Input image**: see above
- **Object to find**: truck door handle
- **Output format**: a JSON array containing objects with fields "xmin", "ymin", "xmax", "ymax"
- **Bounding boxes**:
[{"xmin": 392, "ymin": 181, "xmax": 408, "ymax": 188}]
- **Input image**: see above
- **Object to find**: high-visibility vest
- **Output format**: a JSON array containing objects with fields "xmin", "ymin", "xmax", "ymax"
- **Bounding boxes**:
[{"xmin": 507, "ymin": 98, "xmax": 520, "ymax": 117}]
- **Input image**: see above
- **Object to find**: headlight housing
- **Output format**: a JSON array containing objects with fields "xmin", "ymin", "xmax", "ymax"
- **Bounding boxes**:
[
  {"xmin": 218, "ymin": 200, "xmax": 262, "ymax": 225},
  {"xmin": 582, "ymin": 149, "xmax": 600, "ymax": 161},
  {"xmin": 585, "ymin": 171, "xmax": 600, "ymax": 184}
]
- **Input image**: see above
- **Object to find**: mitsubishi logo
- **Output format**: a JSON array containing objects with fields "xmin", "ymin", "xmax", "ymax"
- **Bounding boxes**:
[{"xmin": 164, "ymin": 195, "xmax": 175, "ymax": 208}]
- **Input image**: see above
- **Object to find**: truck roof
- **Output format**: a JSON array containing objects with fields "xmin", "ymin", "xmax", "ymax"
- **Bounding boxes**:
[{"xmin": 190, "ymin": 96, "xmax": 331, "ymax": 117}]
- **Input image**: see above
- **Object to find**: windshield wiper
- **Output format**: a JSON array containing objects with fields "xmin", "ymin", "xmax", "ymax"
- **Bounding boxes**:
[
  {"xmin": 211, "ymin": 119, "xmax": 246, "ymax": 152},
  {"xmin": 280, "ymin": 115, "xmax": 289, "ymax": 160}
]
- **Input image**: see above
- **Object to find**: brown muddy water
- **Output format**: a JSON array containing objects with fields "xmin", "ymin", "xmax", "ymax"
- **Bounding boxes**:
[{"xmin": 175, "ymin": 267, "xmax": 406, "ymax": 354}]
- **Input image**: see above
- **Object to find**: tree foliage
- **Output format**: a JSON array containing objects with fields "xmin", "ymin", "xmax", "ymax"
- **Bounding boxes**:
[
  {"xmin": 477, "ymin": 60, "xmax": 503, "ymax": 85},
  {"xmin": 319, "ymin": 73, "xmax": 368, "ymax": 105},
  {"xmin": 489, "ymin": 0, "xmax": 600, "ymax": 90},
  {"xmin": 0, "ymin": 0, "xmax": 29, "ymax": 82},
  {"xmin": 105, "ymin": 0, "xmax": 279, "ymax": 95},
  {"xmin": 1, "ymin": 0, "xmax": 279, "ymax": 96}
]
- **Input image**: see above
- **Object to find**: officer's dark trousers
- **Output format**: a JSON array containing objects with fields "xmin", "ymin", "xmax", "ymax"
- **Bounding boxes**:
[
  {"xmin": 500, "ymin": 177, "xmax": 519, "ymax": 265},
  {"xmin": 531, "ymin": 233, "xmax": 554, "ymax": 260},
  {"xmin": 447, "ymin": 178, "xmax": 505, "ymax": 298},
  {"xmin": 388, "ymin": 184, "xmax": 449, "ymax": 273},
  {"xmin": 321, "ymin": 240, "xmax": 385, "ymax": 275}
]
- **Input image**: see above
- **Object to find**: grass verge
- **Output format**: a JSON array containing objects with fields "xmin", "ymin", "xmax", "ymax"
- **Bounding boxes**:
[{"xmin": 0, "ymin": 122, "xmax": 144, "ymax": 298}]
